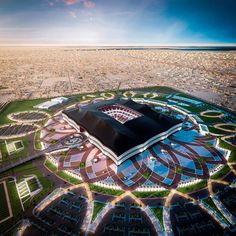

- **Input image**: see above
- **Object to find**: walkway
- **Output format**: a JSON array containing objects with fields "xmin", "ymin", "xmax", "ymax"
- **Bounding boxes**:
[{"xmin": 144, "ymin": 206, "xmax": 165, "ymax": 236}]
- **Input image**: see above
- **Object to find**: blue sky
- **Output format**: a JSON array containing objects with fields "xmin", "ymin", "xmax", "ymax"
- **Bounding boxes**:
[{"xmin": 0, "ymin": 0, "xmax": 235, "ymax": 45}]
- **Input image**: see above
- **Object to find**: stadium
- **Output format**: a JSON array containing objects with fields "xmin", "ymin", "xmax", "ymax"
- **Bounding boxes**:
[{"xmin": 62, "ymin": 98, "xmax": 183, "ymax": 165}]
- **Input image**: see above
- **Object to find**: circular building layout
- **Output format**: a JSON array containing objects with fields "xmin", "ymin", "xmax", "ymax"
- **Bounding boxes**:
[{"xmin": 41, "ymin": 98, "xmax": 229, "ymax": 191}]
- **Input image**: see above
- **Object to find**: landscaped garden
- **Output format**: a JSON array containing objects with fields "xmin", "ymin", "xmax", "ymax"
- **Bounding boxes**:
[
  {"xmin": 44, "ymin": 159, "xmax": 82, "ymax": 185},
  {"xmin": 202, "ymin": 197, "xmax": 229, "ymax": 224},
  {"xmin": 0, "ymin": 182, "xmax": 10, "ymax": 221},
  {"xmin": 34, "ymin": 129, "xmax": 42, "ymax": 150},
  {"xmin": 151, "ymin": 206, "xmax": 164, "ymax": 229},
  {"xmin": 133, "ymin": 190, "xmax": 170, "ymax": 198},
  {"xmin": 0, "ymin": 136, "xmax": 30, "ymax": 165},
  {"xmin": 89, "ymin": 184, "xmax": 125, "ymax": 196},
  {"xmin": 92, "ymin": 201, "xmax": 106, "ymax": 222},
  {"xmin": 0, "ymin": 99, "xmax": 50, "ymax": 125},
  {"xmin": 27, "ymin": 177, "xmax": 40, "ymax": 193},
  {"xmin": 177, "ymin": 180, "xmax": 207, "ymax": 193}
]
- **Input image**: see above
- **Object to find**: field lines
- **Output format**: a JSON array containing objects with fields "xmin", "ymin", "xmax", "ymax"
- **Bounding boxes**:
[
  {"xmin": 16, "ymin": 176, "xmax": 42, "ymax": 207},
  {"xmin": 0, "ymin": 181, "xmax": 13, "ymax": 224}
]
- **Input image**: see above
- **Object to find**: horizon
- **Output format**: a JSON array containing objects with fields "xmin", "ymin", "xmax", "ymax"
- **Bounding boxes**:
[{"xmin": 1, "ymin": 43, "xmax": 236, "ymax": 47}]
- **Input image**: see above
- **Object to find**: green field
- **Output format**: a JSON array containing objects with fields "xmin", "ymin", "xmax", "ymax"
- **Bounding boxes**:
[
  {"xmin": 0, "ymin": 179, "xmax": 23, "ymax": 234},
  {"xmin": 133, "ymin": 190, "xmax": 170, "ymax": 198},
  {"xmin": 45, "ymin": 159, "xmax": 57, "ymax": 172},
  {"xmin": 0, "ymin": 99, "xmax": 49, "ymax": 125},
  {"xmin": 27, "ymin": 178, "xmax": 40, "ymax": 192},
  {"xmin": 3, "ymin": 161, "xmax": 53, "ymax": 211},
  {"xmin": 219, "ymin": 138, "xmax": 236, "ymax": 162},
  {"xmin": 56, "ymin": 171, "xmax": 82, "ymax": 185},
  {"xmin": 89, "ymin": 184, "xmax": 125, "ymax": 196},
  {"xmin": 0, "ymin": 136, "xmax": 30, "ymax": 165},
  {"xmin": 202, "ymin": 197, "xmax": 229, "ymax": 224},
  {"xmin": 92, "ymin": 202, "xmax": 106, "ymax": 222},
  {"xmin": 200, "ymin": 116, "xmax": 223, "ymax": 124},
  {"xmin": 14, "ymin": 141, "xmax": 24, "ymax": 149},
  {"xmin": 6, "ymin": 180, "xmax": 23, "ymax": 217},
  {"xmin": 0, "ymin": 182, "xmax": 10, "ymax": 221},
  {"xmin": 177, "ymin": 180, "xmax": 207, "ymax": 193},
  {"xmin": 208, "ymin": 126, "xmax": 231, "ymax": 135},
  {"xmin": 44, "ymin": 159, "xmax": 82, "ymax": 185},
  {"xmin": 210, "ymin": 165, "xmax": 231, "ymax": 180},
  {"xmin": 151, "ymin": 207, "xmax": 164, "ymax": 229},
  {"xmin": 34, "ymin": 130, "xmax": 42, "ymax": 150}
]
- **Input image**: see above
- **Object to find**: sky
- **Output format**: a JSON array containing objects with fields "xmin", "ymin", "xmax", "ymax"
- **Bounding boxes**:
[{"xmin": 0, "ymin": 0, "xmax": 235, "ymax": 45}]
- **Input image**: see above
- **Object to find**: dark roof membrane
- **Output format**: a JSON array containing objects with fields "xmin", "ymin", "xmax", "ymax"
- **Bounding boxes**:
[{"xmin": 63, "ymin": 99, "xmax": 181, "ymax": 156}]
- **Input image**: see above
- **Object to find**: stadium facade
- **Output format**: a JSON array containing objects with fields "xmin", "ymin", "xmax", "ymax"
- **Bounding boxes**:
[{"xmin": 63, "ymin": 99, "xmax": 182, "ymax": 165}]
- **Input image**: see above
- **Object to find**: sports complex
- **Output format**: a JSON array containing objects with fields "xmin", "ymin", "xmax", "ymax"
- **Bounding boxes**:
[{"xmin": 0, "ymin": 86, "xmax": 236, "ymax": 236}]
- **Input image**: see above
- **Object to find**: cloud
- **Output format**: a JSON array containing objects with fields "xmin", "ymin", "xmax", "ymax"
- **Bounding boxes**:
[
  {"xmin": 63, "ymin": 0, "xmax": 95, "ymax": 9},
  {"xmin": 64, "ymin": 0, "xmax": 80, "ymax": 5},
  {"xmin": 83, "ymin": 0, "xmax": 95, "ymax": 9},
  {"xmin": 68, "ymin": 10, "xmax": 77, "ymax": 18}
]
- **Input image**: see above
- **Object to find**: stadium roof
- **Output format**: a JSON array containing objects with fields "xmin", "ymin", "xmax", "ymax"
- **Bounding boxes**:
[{"xmin": 63, "ymin": 99, "xmax": 181, "ymax": 164}]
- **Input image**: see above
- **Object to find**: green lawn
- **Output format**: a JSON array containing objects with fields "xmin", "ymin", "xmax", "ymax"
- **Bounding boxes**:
[
  {"xmin": 14, "ymin": 141, "xmax": 24, "ymax": 149},
  {"xmin": 89, "ymin": 184, "xmax": 125, "ymax": 196},
  {"xmin": 80, "ymin": 162, "xmax": 85, "ymax": 169},
  {"xmin": 92, "ymin": 202, "xmax": 106, "ymax": 222},
  {"xmin": 142, "ymin": 171, "xmax": 151, "ymax": 179},
  {"xmin": 218, "ymin": 138, "xmax": 236, "ymax": 162},
  {"xmin": 3, "ymin": 161, "xmax": 54, "ymax": 211},
  {"xmin": 200, "ymin": 116, "xmax": 223, "ymax": 124},
  {"xmin": 208, "ymin": 126, "xmax": 230, "ymax": 135},
  {"xmin": 6, "ymin": 180, "xmax": 23, "ymax": 217},
  {"xmin": 177, "ymin": 180, "xmax": 207, "ymax": 193},
  {"xmin": 202, "ymin": 197, "xmax": 229, "ymax": 224},
  {"xmin": 0, "ymin": 179, "xmax": 24, "ymax": 234},
  {"xmin": 176, "ymin": 166, "xmax": 184, "ymax": 174},
  {"xmin": 44, "ymin": 159, "xmax": 82, "ymax": 185},
  {"xmin": 27, "ymin": 178, "xmax": 40, "ymax": 192},
  {"xmin": 133, "ymin": 190, "xmax": 170, "ymax": 198},
  {"xmin": 45, "ymin": 159, "xmax": 57, "ymax": 172},
  {"xmin": 210, "ymin": 165, "xmax": 231, "ymax": 180},
  {"xmin": 0, "ymin": 183, "xmax": 10, "ymax": 221},
  {"xmin": 217, "ymin": 124, "xmax": 236, "ymax": 131},
  {"xmin": 34, "ymin": 130, "xmax": 42, "ymax": 150},
  {"xmin": 0, "ymin": 99, "xmax": 49, "ymax": 125},
  {"xmin": 56, "ymin": 171, "xmax": 82, "ymax": 185},
  {"xmin": 0, "ymin": 136, "xmax": 30, "ymax": 165},
  {"xmin": 155, "ymin": 96, "xmax": 169, "ymax": 102},
  {"xmin": 150, "ymin": 207, "xmax": 164, "ymax": 229},
  {"xmin": 184, "ymin": 105, "xmax": 209, "ymax": 114}
]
